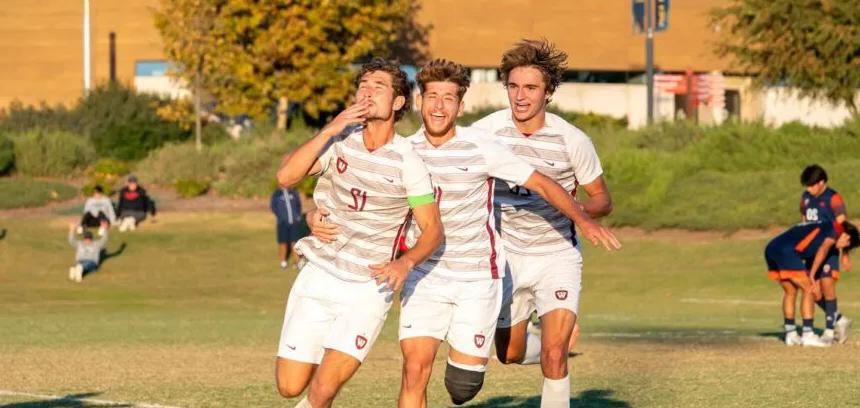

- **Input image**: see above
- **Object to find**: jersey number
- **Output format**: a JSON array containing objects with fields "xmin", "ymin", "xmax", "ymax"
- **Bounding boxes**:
[
  {"xmin": 509, "ymin": 185, "xmax": 533, "ymax": 197},
  {"xmin": 805, "ymin": 208, "xmax": 819, "ymax": 221},
  {"xmin": 348, "ymin": 188, "xmax": 367, "ymax": 211}
]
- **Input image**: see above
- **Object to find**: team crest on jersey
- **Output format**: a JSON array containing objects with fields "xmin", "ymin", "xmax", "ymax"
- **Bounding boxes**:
[
  {"xmin": 555, "ymin": 290, "xmax": 569, "ymax": 300},
  {"xmin": 355, "ymin": 335, "xmax": 367, "ymax": 350},
  {"xmin": 804, "ymin": 198, "xmax": 809, "ymax": 206},
  {"xmin": 474, "ymin": 334, "xmax": 486, "ymax": 348},
  {"xmin": 819, "ymin": 202, "xmax": 826, "ymax": 207},
  {"xmin": 337, "ymin": 157, "xmax": 348, "ymax": 173}
]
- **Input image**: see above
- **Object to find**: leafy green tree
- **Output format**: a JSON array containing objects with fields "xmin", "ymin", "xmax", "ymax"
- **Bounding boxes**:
[
  {"xmin": 154, "ymin": 0, "xmax": 427, "ymax": 129},
  {"xmin": 712, "ymin": 0, "xmax": 860, "ymax": 112}
]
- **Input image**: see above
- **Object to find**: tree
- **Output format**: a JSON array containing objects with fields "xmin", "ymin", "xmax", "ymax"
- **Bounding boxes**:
[
  {"xmin": 153, "ymin": 0, "xmax": 428, "ymax": 129},
  {"xmin": 712, "ymin": 0, "xmax": 860, "ymax": 112}
]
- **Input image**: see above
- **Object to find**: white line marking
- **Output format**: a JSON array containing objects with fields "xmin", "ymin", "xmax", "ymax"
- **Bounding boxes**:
[
  {"xmin": 680, "ymin": 298, "xmax": 860, "ymax": 307},
  {"xmin": 0, "ymin": 390, "xmax": 184, "ymax": 408}
]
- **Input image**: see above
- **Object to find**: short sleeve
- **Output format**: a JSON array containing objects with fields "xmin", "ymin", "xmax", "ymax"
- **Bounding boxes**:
[
  {"xmin": 400, "ymin": 150, "xmax": 435, "ymax": 207},
  {"xmin": 831, "ymin": 193, "xmax": 847, "ymax": 218},
  {"xmin": 565, "ymin": 130, "xmax": 603, "ymax": 186},
  {"xmin": 314, "ymin": 138, "xmax": 337, "ymax": 175},
  {"xmin": 479, "ymin": 136, "xmax": 535, "ymax": 185}
]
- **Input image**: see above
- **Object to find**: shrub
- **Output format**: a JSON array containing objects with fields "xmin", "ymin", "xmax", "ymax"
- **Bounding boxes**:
[
  {"xmin": 0, "ymin": 100, "xmax": 84, "ymax": 134},
  {"xmin": 0, "ymin": 134, "xmax": 13, "ymax": 174},
  {"xmin": 174, "ymin": 179, "xmax": 209, "ymax": 198},
  {"xmin": 0, "ymin": 177, "xmax": 78, "ymax": 209},
  {"xmin": 134, "ymin": 142, "xmax": 223, "ymax": 186},
  {"xmin": 79, "ymin": 82, "xmax": 189, "ymax": 161},
  {"xmin": 11, "ymin": 128, "xmax": 96, "ymax": 177}
]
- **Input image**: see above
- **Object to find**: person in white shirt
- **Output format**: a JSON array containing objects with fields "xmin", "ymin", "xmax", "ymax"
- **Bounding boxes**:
[{"xmin": 79, "ymin": 185, "xmax": 116, "ymax": 235}]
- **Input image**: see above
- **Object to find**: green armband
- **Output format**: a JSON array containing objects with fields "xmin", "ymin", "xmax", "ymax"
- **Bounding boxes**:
[{"xmin": 407, "ymin": 193, "xmax": 435, "ymax": 208}]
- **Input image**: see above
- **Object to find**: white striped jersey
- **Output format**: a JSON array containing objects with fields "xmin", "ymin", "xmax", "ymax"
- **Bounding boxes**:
[
  {"xmin": 472, "ymin": 109, "xmax": 603, "ymax": 255},
  {"xmin": 296, "ymin": 128, "xmax": 435, "ymax": 282},
  {"xmin": 405, "ymin": 126, "xmax": 535, "ymax": 281}
]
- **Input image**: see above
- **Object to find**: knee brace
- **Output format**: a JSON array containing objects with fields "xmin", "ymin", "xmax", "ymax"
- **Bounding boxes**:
[{"xmin": 444, "ymin": 361, "xmax": 485, "ymax": 405}]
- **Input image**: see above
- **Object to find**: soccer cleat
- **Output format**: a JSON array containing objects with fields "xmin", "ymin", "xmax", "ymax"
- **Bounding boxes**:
[
  {"xmin": 801, "ymin": 332, "xmax": 831, "ymax": 348},
  {"xmin": 68, "ymin": 266, "xmax": 76, "ymax": 281},
  {"xmin": 74, "ymin": 265, "xmax": 83, "ymax": 283},
  {"xmin": 784, "ymin": 331, "xmax": 801, "ymax": 346},
  {"xmin": 835, "ymin": 316, "xmax": 852, "ymax": 344}
]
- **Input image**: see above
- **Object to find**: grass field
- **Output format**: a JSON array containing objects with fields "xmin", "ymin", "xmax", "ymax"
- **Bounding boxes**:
[
  {"xmin": 0, "ymin": 177, "xmax": 77, "ymax": 209},
  {"xmin": 1, "ymin": 211, "xmax": 858, "ymax": 407}
]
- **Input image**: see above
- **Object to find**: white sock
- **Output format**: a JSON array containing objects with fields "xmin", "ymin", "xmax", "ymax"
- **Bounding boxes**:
[
  {"xmin": 520, "ymin": 332, "xmax": 542, "ymax": 365},
  {"xmin": 540, "ymin": 375, "xmax": 570, "ymax": 408},
  {"xmin": 294, "ymin": 396, "xmax": 312, "ymax": 408},
  {"xmin": 447, "ymin": 357, "xmax": 486, "ymax": 372}
]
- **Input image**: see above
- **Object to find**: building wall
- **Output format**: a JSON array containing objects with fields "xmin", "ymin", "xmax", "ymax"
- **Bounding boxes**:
[{"xmin": 762, "ymin": 89, "xmax": 860, "ymax": 128}]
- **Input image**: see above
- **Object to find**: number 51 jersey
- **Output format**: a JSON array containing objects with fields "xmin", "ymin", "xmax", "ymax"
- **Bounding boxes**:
[{"xmin": 296, "ymin": 128, "xmax": 435, "ymax": 282}]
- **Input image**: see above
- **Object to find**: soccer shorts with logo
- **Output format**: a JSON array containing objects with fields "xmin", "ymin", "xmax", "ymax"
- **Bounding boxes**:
[
  {"xmin": 497, "ymin": 246, "xmax": 582, "ymax": 328},
  {"xmin": 399, "ymin": 273, "xmax": 502, "ymax": 359},
  {"xmin": 813, "ymin": 253, "xmax": 841, "ymax": 281},
  {"xmin": 277, "ymin": 262, "xmax": 393, "ymax": 363},
  {"xmin": 765, "ymin": 243, "xmax": 807, "ymax": 281}
]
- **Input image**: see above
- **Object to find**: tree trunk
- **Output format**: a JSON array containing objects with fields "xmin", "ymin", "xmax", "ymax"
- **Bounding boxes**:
[
  {"xmin": 194, "ymin": 70, "xmax": 203, "ymax": 152},
  {"xmin": 276, "ymin": 96, "xmax": 289, "ymax": 130}
]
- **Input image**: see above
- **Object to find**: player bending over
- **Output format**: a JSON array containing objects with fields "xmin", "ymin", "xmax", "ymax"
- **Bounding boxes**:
[
  {"xmin": 765, "ymin": 220, "xmax": 859, "ymax": 347},
  {"xmin": 273, "ymin": 58, "xmax": 442, "ymax": 408},
  {"xmin": 799, "ymin": 164, "xmax": 853, "ymax": 342}
]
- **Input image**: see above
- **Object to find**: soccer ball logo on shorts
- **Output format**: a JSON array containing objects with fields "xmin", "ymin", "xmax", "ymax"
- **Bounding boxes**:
[
  {"xmin": 337, "ymin": 157, "xmax": 348, "ymax": 174},
  {"xmin": 824, "ymin": 264, "xmax": 831, "ymax": 273},
  {"xmin": 355, "ymin": 335, "xmax": 367, "ymax": 350},
  {"xmin": 555, "ymin": 290, "xmax": 569, "ymax": 300},
  {"xmin": 474, "ymin": 334, "xmax": 486, "ymax": 348}
]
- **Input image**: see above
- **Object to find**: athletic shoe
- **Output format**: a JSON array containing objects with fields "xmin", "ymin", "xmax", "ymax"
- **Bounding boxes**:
[
  {"xmin": 801, "ymin": 332, "xmax": 831, "ymax": 347},
  {"xmin": 784, "ymin": 331, "xmax": 801, "ymax": 346},
  {"xmin": 280, "ymin": 260, "xmax": 288, "ymax": 270},
  {"xmin": 74, "ymin": 265, "xmax": 83, "ymax": 283},
  {"xmin": 835, "ymin": 316, "xmax": 852, "ymax": 344},
  {"xmin": 68, "ymin": 266, "xmax": 76, "ymax": 281}
]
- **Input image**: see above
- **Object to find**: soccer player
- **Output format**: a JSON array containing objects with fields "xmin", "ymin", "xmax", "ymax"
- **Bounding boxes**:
[
  {"xmin": 765, "ymin": 220, "xmax": 859, "ymax": 346},
  {"xmin": 470, "ymin": 39, "xmax": 615, "ymax": 407},
  {"xmin": 799, "ymin": 164, "xmax": 853, "ymax": 343},
  {"xmin": 273, "ymin": 58, "xmax": 443, "ymax": 408},
  {"xmin": 307, "ymin": 59, "xmax": 619, "ymax": 407}
]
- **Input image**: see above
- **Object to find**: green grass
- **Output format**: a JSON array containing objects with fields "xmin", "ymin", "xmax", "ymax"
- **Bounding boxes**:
[
  {"xmin": 0, "ymin": 177, "xmax": 77, "ymax": 209},
  {"xmin": 0, "ymin": 212, "xmax": 858, "ymax": 407}
]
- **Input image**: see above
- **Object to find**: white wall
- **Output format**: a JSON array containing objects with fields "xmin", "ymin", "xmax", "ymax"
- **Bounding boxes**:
[
  {"xmin": 763, "ymin": 88, "xmax": 859, "ymax": 128},
  {"xmin": 462, "ymin": 82, "xmax": 674, "ymax": 129},
  {"xmin": 134, "ymin": 76, "xmax": 190, "ymax": 99}
]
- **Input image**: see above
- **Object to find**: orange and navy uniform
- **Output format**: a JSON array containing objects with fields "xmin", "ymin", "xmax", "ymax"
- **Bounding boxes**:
[
  {"xmin": 765, "ymin": 221, "xmax": 843, "ymax": 281},
  {"xmin": 800, "ymin": 188, "xmax": 847, "ymax": 279}
]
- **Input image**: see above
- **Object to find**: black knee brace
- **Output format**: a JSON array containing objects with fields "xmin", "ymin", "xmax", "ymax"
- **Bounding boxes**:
[{"xmin": 444, "ymin": 362, "xmax": 485, "ymax": 405}]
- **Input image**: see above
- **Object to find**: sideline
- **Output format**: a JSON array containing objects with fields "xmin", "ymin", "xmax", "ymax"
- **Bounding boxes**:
[{"xmin": 0, "ymin": 390, "xmax": 184, "ymax": 408}]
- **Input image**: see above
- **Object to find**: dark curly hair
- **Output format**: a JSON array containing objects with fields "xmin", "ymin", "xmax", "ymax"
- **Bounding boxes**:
[
  {"xmin": 500, "ymin": 38, "xmax": 567, "ymax": 95},
  {"xmin": 353, "ymin": 57, "xmax": 412, "ymax": 122},
  {"xmin": 416, "ymin": 59, "xmax": 471, "ymax": 100},
  {"xmin": 844, "ymin": 221, "xmax": 860, "ymax": 253}
]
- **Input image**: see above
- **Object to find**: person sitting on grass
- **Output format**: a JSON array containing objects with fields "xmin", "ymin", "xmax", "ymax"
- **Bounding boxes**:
[
  {"xmin": 67, "ymin": 221, "xmax": 109, "ymax": 283},
  {"xmin": 116, "ymin": 175, "xmax": 156, "ymax": 232},
  {"xmin": 79, "ymin": 185, "xmax": 116, "ymax": 235},
  {"xmin": 765, "ymin": 220, "xmax": 859, "ymax": 347}
]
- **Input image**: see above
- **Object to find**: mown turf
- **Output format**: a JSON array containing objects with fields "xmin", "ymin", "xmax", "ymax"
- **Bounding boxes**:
[
  {"xmin": 0, "ymin": 212, "xmax": 857, "ymax": 407},
  {"xmin": 0, "ymin": 177, "xmax": 77, "ymax": 209}
]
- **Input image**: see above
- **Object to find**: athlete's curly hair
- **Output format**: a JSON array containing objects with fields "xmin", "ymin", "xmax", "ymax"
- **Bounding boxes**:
[
  {"xmin": 353, "ymin": 57, "xmax": 412, "ymax": 122},
  {"xmin": 844, "ymin": 221, "xmax": 860, "ymax": 253},
  {"xmin": 415, "ymin": 59, "xmax": 471, "ymax": 100},
  {"xmin": 500, "ymin": 38, "xmax": 567, "ymax": 95}
]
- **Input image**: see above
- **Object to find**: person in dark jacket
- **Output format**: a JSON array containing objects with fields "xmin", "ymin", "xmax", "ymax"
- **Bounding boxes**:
[
  {"xmin": 270, "ymin": 187, "xmax": 302, "ymax": 269},
  {"xmin": 117, "ymin": 175, "xmax": 156, "ymax": 232}
]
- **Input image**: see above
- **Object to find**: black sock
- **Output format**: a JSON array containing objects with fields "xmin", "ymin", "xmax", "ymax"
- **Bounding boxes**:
[
  {"xmin": 802, "ymin": 319, "xmax": 814, "ymax": 333},
  {"xmin": 784, "ymin": 318, "xmax": 796, "ymax": 333},
  {"xmin": 816, "ymin": 299, "xmax": 826, "ymax": 312},
  {"xmin": 825, "ymin": 300, "xmax": 837, "ymax": 330}
]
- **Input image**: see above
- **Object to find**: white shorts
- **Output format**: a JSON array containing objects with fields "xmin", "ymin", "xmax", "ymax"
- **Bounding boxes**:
[
  {"xmin": 277, "ymin": 263, "xmax": 393, "ymax": 364},
  {"xmin": 399, "ymin": 273, "xmax": 502, "ymax": 359},
  {"xmin": 497, "ymin": 246, "xmax": 582, "ymax": 328}
]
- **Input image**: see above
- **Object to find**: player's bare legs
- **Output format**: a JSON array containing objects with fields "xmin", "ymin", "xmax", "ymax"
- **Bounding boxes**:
[
  {"xmin": 568, "ymin": 322, "xmax": 580, "ymax": 352},
  {"xmin": 539, "ymin": 309, "xmax": 576, "ymax": 379},
  {"xmin": 494, "ymin": 321, "xmax": 528, "ymax": 363},
  {"xmin": 306, "ymin": 349, "xmax": 362, "ymax": 407},
  {"xmin": 399, "ymin": 337, "xmax": 441, "ymax": 408},
  {"xmin": 779, "ymin": 280, "xmax": 797, "ymax": 321},
  {"xmin": 789, "ymin": 275, "xmax": 814, "ymax": 321},
  {"xmin": 275, "ymin": 358, "xmax": 316, "ymax": 398}
]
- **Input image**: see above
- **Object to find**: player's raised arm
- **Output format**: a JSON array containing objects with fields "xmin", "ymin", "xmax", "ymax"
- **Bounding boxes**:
[
  {"xmin": 521, "ymin": 172, "xmax": 620, "ymax": 251},
  {"xmin": 276, "ymin": 102, "xmax": 370, "ymax": 187}
]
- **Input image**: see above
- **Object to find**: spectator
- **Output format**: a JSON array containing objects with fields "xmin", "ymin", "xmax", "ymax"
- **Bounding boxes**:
[
  {"xmin": 79, "ymin": 185, "xmax": 116, "ymax": 234},
  {"xmin": 117, "ymin": 175, "xmax": 156, "ymax": 232},
  {"xmin": 270, "ymin": 187, "xmax": 302, "ymax": 269},
  {"xmin": 67, "ymin": 221, "xmax": 108, "ymax": 283}
]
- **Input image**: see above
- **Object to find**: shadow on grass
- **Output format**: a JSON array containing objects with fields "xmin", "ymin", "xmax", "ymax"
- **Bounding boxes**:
[
  {"xmin": 0, "ymin": 228, "xmax": 6, "ymax": 240},
  {"xmin": 758, "ymin": 331, "xmax": 784, "ymax": 342},
  {"xmin": 0, "ymin": 392, "xmax": 131, "ymax": 407},
  {"xmin": 466, "ymin": 389, "xmax": 630, "ymax": 408},
  {"xmin": 81, "ymin": 243, "xmax": 127, "ymax": 279}
]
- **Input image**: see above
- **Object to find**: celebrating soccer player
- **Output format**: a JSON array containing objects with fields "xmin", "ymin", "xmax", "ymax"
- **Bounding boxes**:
[{"xmin": 273, "ymin": 58, "xmax": 443, "ymax": 408}]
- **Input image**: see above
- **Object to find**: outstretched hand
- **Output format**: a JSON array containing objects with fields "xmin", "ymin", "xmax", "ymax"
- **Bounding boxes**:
[
  {"xmin": 577, "ymin": 219, "xmax": 622, "ymax": 251},
  {"xmin": 369, "ymin": 258, "xmax": 413, "ymax": 291}
]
